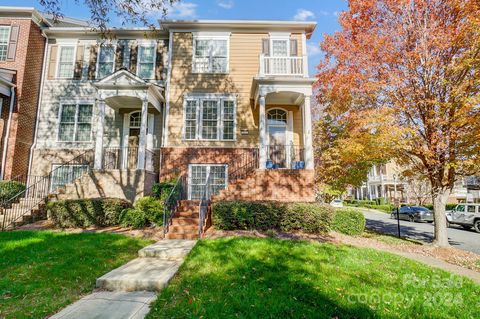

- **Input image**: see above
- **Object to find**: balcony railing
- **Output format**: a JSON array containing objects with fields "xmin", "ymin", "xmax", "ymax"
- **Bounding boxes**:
[
  {"xmin": 102, "ymin": 147, "xmax": 160, "ymax": 172},
  {"xmin": 264, "ymin": 145, "xmax": 305, "ymax": 169},
  {"xmin": 259, "ymin": 54, "xmax": 307, "ymax": 77}
]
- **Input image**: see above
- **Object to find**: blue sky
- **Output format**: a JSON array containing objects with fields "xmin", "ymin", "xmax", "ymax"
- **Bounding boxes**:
[{"xmin": 3, "ymin": 0, "xmax": 348, "ymax": 75}]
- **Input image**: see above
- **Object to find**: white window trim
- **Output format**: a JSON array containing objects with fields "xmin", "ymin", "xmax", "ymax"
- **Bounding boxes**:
[
  {"xmin": 268, "ymin": 33, "xmax": 291, "ymax": 58},
  {"xmin": 192, "ymin": 34, "xmax": 230, "ymax": 74},
  {"xmin": 182, "ymin": 94, "xmax": 236, "ymax": 141},
  {"xmin": 0, "ymin": 26, "xmax": 11, "ymax": 62},
  {"xmin": 96, "ymin": 43, "xmax": 117, "ymax": 79},
  {"xmin": 56, "ymin": 45, "xmax": 77, "ymax": 79},
  {"xmin": 136, "ymin": 41, "xmax": 157, "ymax": 80},
  {"xmin": 187, "ymin": 164, "xmax": 229, "ymax": 200},
  {"xmin": 56, "ymin": 102, "xmax": 94, "ymax": 143}
]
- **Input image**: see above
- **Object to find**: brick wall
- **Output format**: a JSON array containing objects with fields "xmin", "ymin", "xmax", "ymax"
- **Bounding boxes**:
[
  {"xmin": 0, "ymin": 19, "xmax": 45, "ymax": 179},
  {"xmin": 159, "ymin": 147, "xmax": 258, "ymax": 181}
]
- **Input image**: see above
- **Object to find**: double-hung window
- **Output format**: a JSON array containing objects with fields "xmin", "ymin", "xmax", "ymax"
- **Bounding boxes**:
[
  {"xmin": 58, "ymin": 103, "xmax": 93, "ymax": 142},
  {"xmin": 57, "ymin": 46, "xmax": 75, "ymax": 78},
  {"xmin": 137, "ymin": 45, "xmax": 155, "ymax": 79},
  {"xmin": 193, "ymin": 37, "xmax": 229, "ymax": 73},
  {"xmin": 183, "ymin": 95, "xmax": 236, "ymax": 141},
  {"xmin": 97, "ymin": 45, "xmax": 115, "ymax": 79},
  {"xmin": 0, "ymin": 26, "xmax": 10, "ymax": 61}
]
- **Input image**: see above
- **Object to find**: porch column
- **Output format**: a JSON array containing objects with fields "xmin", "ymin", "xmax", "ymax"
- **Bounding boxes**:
[
  {"xmin": 94, "ymin": 99, "xmax": 105, "ymax": 170},
  {"xmin": 303, "ymin": 95, "xmax": 314, "ymax": 169},
  {"xmin": 137, "ymin": 99, "xmax": 148, "ymax": 169},
  {"xmin": 259, "ymin": 94, "xmax": 267, "ymax": 169}
]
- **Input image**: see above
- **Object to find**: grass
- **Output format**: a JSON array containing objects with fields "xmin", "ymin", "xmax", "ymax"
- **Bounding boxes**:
[
  {"xmin": 362, "ymin": 229, "xmax": 423, "ymax": 246},
  {"xmin": 148, "ymin": 237, "xmax": 480, "ymax": 319},
  {"xmin": 0, "ymin": 230, "xmax": 153, "ymax": 319}
]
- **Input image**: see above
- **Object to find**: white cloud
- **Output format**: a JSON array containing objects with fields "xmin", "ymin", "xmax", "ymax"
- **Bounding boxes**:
[
  {"xmin": 307, "ymin": 42, "xmax": 322, "ymax": 57},
  {"xmin": 218, "ymin": 0, "xmax": 234, "ymax": 9},
  {"xmin": 293, "ymin": 9, "xmax": 315, "ymax": 21},
  {"xmin": 168, "ymin": 2, "xmax": 198, "ymax": 19}
]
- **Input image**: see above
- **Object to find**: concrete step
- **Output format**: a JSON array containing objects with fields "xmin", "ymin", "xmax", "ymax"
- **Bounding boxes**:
[
  {"xmin": 138, "ymin": 240, "xmax": 196, "ymax": 259},
  {"xmin": 166, "ymin": 233, "xmax": 199, "ymax": 240},
  {"xmin": 96, "ymin": 258, "xmax": 182, "ymax": 292},
  {"xmin": 171, "ymin": 217, "xmax": 198, "ymax": 226}
]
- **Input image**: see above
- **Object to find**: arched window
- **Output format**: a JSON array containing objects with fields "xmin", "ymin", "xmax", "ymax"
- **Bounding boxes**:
[
  {"xmin": 267, "ymin": 109, "xmax": 287, "ymax": 126},
  {"xmin": 129, "ymin": 111, "xmax": 141, "ymax": 128}
]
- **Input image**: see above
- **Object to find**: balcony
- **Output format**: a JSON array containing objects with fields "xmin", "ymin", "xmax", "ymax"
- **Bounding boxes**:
[{"xmin": 259, "ymin": 55, "xmax": 308, "ymax": 77}]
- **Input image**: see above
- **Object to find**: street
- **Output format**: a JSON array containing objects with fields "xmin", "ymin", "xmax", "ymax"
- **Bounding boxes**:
[{"xmin": 360, "ymin": 209, "xmax": 480, "ymax": 255}]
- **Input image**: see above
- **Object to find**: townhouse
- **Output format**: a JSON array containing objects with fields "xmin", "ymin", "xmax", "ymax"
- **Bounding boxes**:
[{"xmin": 26, "ymin": 19, "xmax": 317, "ymax": 204}]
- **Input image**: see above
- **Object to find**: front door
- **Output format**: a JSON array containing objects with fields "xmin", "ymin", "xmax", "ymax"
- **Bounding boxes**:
[
  {"xmin": 267, "ymin": 109, "xmax": 288, "ymax": 168},
  {"xmin": 127, "ymin": 128, "xmax": 140, "ymax": 169}
]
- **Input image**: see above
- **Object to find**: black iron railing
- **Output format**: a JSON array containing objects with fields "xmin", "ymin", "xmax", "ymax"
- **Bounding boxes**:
[
  {"xmin": 162, "ymin": 174, "xmax": 187, "ymax": 236},
  {"xmin": 0, "ymin": 151, "xmax": 93, "ymax": 231},
  {"xmin": 228, "ymin": 149, "xmax": 259, "ymax": 185},
  {"xmin": 103, "ymin": 147, "xmax": 139, "ymax": 170},
  {"xmin": 198, "ymin": 172, "xmax": 212, "ymax": 237},
  {"xmin": 265, "ymin": 144, "xmax": 305, "ymax": 169}
]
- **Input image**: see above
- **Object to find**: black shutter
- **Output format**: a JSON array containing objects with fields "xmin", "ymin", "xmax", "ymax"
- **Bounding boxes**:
[
  {"xmin": 115, "ymin": 42, "xmax": 124, "ymax": 71},
  {"xmin": 129, "ymin": 43, "xmax": 138, "ymax": 74},
  {"xmin": 87, "ymin": 45, "xmax": 98, "ymax": 80}
]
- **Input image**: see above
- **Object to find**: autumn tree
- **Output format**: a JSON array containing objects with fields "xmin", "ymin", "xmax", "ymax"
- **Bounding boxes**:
[
  {"xmin": 38, "ymin": 0, "xmax": 179, "ymax": 31},
  {"xmin": 316, "ymin": 0, "xmax": 480, "ymax": 246}
]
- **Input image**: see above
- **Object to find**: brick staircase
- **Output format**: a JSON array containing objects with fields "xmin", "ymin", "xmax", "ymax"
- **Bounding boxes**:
[
  {"xmin": 166, "ymin": 200, "xmax": 201, "ymax": 240},
  {"xmin": 0, "ymin": 198, "xmax": 47, "ymax": 230}
]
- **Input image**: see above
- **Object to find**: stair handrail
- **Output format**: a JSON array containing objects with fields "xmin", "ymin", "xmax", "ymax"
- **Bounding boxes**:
[
  {"xmin": 198, "ymin": 172, "xmax": 212, "ymax": 238},
  {"xmin": 0, "ymin": 150, "xmax": 94, "ymax": 231},
  {"xmin": 228, "ymin": 148, "xmax": 259, "ymax": 185},
  {"xmin": 163, "ymin": 174, "xmax": 187, "ymax": 236}
]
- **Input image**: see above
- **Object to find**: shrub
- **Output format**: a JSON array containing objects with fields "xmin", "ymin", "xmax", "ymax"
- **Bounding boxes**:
[
  {"xmin": 134, "ymin": 196, "xmax": 164, "ymax": 225},
  {"xmin": 212, "ymin": 201, "xmax": 334, "ymax": 234},
  {"xmin": 281, "ymin": 203, "xmax": 334, "ymax": 234},
  {"xmin": 212, "ymin": 201, "xmax": 282, "ymax": 231},
  {"xmin": 332, "ymin": 209, "xmax": 366, "ymax": 235},
  {"xmin": 0, "ymin": 180, "xmax": 26, "ymax": 202},
  {"xmin": 151, "ymin": 181, "xmax": 176, "ymax": 200},
  {"xmin": 119, "ymin": 208, "xmax": 147, "ymax": 229},
  {"xmin": 47, "ymin": 198, "xmax": 131, "ymax": 228}
]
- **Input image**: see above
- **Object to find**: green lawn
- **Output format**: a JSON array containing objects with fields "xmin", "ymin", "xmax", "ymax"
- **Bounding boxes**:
[
  {"xmin": 148, "ymin": 237, "xmax": 480, "ymax": 319},
  {"xmin": 0, "ymin": 230, "xmax": 153, "ymax": 319}
]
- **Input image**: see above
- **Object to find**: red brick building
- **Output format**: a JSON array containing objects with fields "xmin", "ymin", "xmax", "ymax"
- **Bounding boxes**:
[{"xmin": 0, "ymin": 7, "xmax": 49, "ymax": 180}]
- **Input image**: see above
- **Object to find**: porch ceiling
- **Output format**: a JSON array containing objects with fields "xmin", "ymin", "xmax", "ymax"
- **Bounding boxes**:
[{"xmin": 251, "ymin": 77, "xmax": 316, "ymax": 108}]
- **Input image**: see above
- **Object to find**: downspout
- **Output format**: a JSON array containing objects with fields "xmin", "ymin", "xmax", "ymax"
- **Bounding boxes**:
[
  {"xmin": 0, "ymin": 85, "xmax": 16, "ymax": 180},
  {"xmin": 27, "ymin": 30, "xmax": 49, "ymax": 184},
  {"xmin": 162, "ymin": 30, "xmax": 173, "ymax": 148}
]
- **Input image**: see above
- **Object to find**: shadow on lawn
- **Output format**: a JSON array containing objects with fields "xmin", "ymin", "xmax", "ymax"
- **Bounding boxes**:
[{"xmin": 151, "ymin": 237, "xmax": 377, "ymax": 319}]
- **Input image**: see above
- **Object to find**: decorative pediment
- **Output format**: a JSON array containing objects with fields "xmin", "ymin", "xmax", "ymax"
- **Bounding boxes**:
[{"xmin": 95, "ymin": 68, "xmax": 147, "ymax": 87}]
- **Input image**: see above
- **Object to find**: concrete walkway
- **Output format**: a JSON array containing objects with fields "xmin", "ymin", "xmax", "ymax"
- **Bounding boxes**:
[{"xmin": 50, "ymin": 240, "xmax": 197, "ymax": 319}]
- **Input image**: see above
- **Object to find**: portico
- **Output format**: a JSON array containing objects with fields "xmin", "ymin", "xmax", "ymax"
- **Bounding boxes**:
[
  {"xmin": 93, "ymin": 69, "xmax": 164, "ymax": 171},
  {"xmin": 251, "ymin": 77, "xmax": 316, "ymax": 170}
]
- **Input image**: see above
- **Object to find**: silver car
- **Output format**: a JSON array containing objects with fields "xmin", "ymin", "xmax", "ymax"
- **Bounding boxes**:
[{"xmin": 446, "ymin": 204, "xmax": 480, "ymax": 232}]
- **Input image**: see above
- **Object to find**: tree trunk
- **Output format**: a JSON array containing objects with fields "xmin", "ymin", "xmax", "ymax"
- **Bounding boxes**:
[{"xmin": 432, "ymin": 189, "xmax": 450, "ymax": 247}]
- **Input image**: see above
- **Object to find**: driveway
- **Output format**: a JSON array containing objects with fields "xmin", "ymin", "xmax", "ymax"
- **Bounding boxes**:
[{"xmin": 360, "ymin": 208, "xmax": 480, "ymax": 255}]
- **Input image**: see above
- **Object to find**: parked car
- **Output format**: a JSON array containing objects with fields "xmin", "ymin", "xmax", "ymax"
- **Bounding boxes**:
[
  {"xmin": 390, "ymin": 206, "xmax": 434, "ymax": 223},
  {"xmin": 330, "ymin": 199, "xmax": 344, "ymax": 208},
  {"xmin": 446, "ymin": 204, "xmax": 480, "ymax": 232}
]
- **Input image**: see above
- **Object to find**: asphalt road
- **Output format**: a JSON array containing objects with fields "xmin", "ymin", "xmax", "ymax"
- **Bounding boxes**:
[{"xmin": 360, "ymin": 208, "xmax": 480, "ymax": 255}]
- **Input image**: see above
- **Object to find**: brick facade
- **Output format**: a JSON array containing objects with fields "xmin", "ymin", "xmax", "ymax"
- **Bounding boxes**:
[{"xmin": 0, "ymin": 18, "xmax": 45, "ymax": 179}]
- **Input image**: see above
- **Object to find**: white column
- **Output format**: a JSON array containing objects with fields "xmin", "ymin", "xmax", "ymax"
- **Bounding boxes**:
[
  {"xmin": 258, "ymin": 94, "xmax": 267, "ymax": 169},
  {"xmin": 137, "ymin": 99, "xmax": 148, "ymax": 170},
  {"xmin": 94, "ymin": 99, "xmax": 105, "ymax": 170},
  {"xmin": 303, "ymin": 95, "xmax": 314, "ymax": 169}
]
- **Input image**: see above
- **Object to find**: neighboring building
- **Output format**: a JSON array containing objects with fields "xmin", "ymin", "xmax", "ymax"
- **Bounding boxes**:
[
  {"xmin": 28, "ymin": 19, "xmax": 317, "ymax": 204},
  {"xmin": 350, "ymin": 162, "xmax": 480, "ymax": 204},
  {"xmin": 0, "ymin": 7, "xmax": 49, "ymax": 180}
]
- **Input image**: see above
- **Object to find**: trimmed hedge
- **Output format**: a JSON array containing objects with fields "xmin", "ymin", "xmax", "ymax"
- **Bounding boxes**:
[
  {"xmin": 332, "ymin": 209, "xmax": 366, "ymax": 235},
  {"xmin": 0, "ymin": 180, "xmax": 26, "ymax": 202},
  {"xmin": 151, "ymin": 181, "xmax": 176, "ymax": 200},
  {"xmin": 47, "ymin": 198, "xmax": 131, "ymax": 228},
  {"xmin": 212, "ymin": 201, "xmax": 334, "ymax": 234},
  {"xmin": 118, "ymin": 196, "xmax": 164, "ymax": 228}
]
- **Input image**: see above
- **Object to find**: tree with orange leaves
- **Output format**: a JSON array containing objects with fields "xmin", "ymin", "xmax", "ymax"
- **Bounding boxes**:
[{"xmin": 315, "ymin": 0, "xmax": 480, "ymax": 246}]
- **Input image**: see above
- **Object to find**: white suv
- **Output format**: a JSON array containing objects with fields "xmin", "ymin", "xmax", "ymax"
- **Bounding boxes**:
[{"xmin": 446, "ymin": 204, "xmax": 480, "ymax": 232}]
